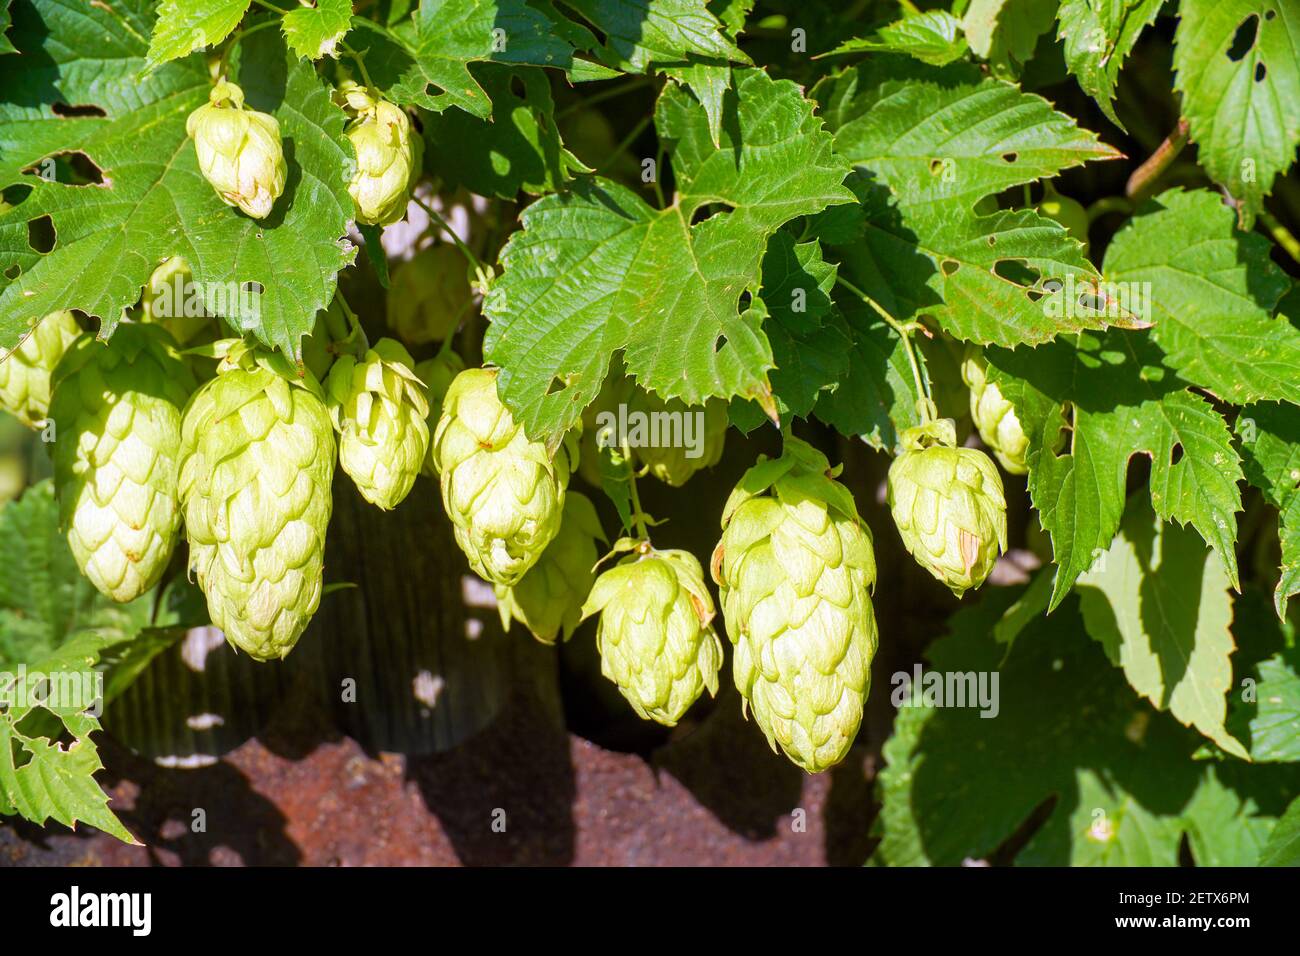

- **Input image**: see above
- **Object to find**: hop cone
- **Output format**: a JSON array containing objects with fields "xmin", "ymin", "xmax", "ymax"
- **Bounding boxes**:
[
  {"xmin": 414, "ymin": 349, "xmax": 466, "ymax": 476},
  {"xmin": 887, "ymin": 418, "xmax": 1007, "ymax": 596},
  {"xmin": 0, "ymin": 310, "xmax": 81, "ymax": 427},
  {"xmin": 186, "ymin": 79, "xmax": 286, "ymax": 218},
  {"xmin": 338, "ymin": 83, "xmax": 420, "ymax": 227},
  {"xmin": 712, "ymin": 437, "xmax": 878, "ymax": 773},
  {"xmin": 386, "ymin": 245, "xmax": 473, "ymax": 345},
  {"xmin": 432, "ymin": 367, "xmax": 572, "ymax": 586},
  {"xmin": 625, "ymin": 387, "xmax": 727, "ymax": 487},
  {"xmin": 497, "ymin": 491, "xmax": 605, "ymax": 644},
  {"xmin": 179, "ymin": 356, "xmax": 335, "ymax": 660},
  {"xmin": 581, "ymin": 544, "xmax": 723, "ymax": 725},
  {"xmin": 49, "ymin": 324, "xmax": 196, "ymax": 603},
  {"xmin": 577, "ymin": 373, "xmax": 632, "ymax": 488},
  {"xmin": 326, "ymin": 338, "xmax": 429, "ymax": 510},
  {"xmin": 961, "ymin": 349, "xmax": 1027, "ymax": 475},
  {"xmin": 140, "ymin": 256, "xmax": 212, "ymax": 346}
]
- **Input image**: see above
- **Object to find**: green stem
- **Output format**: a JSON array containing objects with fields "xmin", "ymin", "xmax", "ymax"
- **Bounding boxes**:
[
  {"xmin": 652, "ymin": 143, "xmax": 666, "ymax": 209},
  {"xmin": 333, "ymin": 292, "xmax": 369, "ymax": 354},
  {"xmin": 1126, "ymin": 118, "xmax": 1190, "ymax": 205},
  {"xmin": 217, "ymin": 18, "xmax": 278, "ymax": 76},
  {"xmin": 339, "ymin": 41, "xmax": 375, "ymax": 91},
  {"xmin": 836, "ymin": 275, "xmax": 932, "ymax": 415},
  {"xmin": 1258, "ymin": 211, "xmax": 1300, "ymax": 265},
  {"xmin": 599, "ymin": 115, "xmax": 651, "ymax": 175},
  {"xmin": 1086, "ymin": 195, "xmax": 1133, "ymax": 224},
  {"xmin": 622, "ymin": 440, "xmax": 650, "ymax": 541},
  {"xmin": 411, "ymin": 195, "xmax": 488, "ymax": 277},
  {"xmin": 556, "ymin": 76, "xmax": 655, "ymax": 119}
]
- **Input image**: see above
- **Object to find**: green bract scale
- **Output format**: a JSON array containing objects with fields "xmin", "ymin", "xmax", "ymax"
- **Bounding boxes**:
[
  {"xmin": 712, "ymin": 437, "xmax": 878, "ymax": 773},
  {"xmin": 415, "ymin": 349, "xmax": 467, "ymax": 477},
  {"xmin": 326, "ymin": 338, "xmax": 429, "ymax": 510},
  {"xmin": 581, "ymin": 542, "xmax": 723, "ymax": 725},
  {"xmin": 961, "ymin": 348, "xmax": 1029, "ymax": 475},
  {"xmin": 337, "ymin": 82, "xmax": 420, "ymax": 227},
  {"xmin": 186, "ymin": 79, "xmax": 286, "ymax": 219},
  {"xmin": 0, "ymin": 310, "xmax": 81, "ymax": 428},
  {"xmin": 497, "ymin": 491, "xmax": 605, "ymax": 644},
  {"xmin": 179, "ymin": 349, "xmax": 335, "ymax": 660},
  {"xmin": 49, "ymin": 324, "xmax": 195, "ymax": 603},
  {"xmin": 626, "ymin": 387, "xmax": 727, "ymax": 487},
  {"xmin": 432, "ymin": 367, "xmax": 573, "ymax": 586},
  {"xmin": 386, "ymin": 245, "xmax": 473, "ymax": 346},
  {"xmin": 887, "ymin": 418, "xmax": 1007, "ymax": 597}
]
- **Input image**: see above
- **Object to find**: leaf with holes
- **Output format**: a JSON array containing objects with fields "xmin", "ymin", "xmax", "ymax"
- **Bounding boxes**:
[
  {"xmin": 0, "ymin": 3, "xmax": 354, "ymax": 359},
  {"xmin": 1173, "ymin": 0, "xmax": 1300, "ymax": 227},
  {"xmin": 1237, "ymin": 402, "xmax": 1300, "ymax": 618}
]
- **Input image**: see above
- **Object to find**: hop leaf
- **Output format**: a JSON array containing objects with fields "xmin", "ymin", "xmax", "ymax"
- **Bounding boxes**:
[
  {"xmin": 49, "ymin": 324, "xmax": 195, "ymax": 603},
  {"xmin": 497, "ymin": 491, "xmax": 605, "ymax": 644},
  {"xmin": 581, "ymin": 543, "xmax": 723, "ymax": 725},
  {"xmin": 186, "ymin": 79, "xmax": 287, "ymax": 219},
  {"xmin": 888, "ymin": 419, "xmax": 1007, "ymax": 596},
  {"xmin": 178, "ymin": 355, "xmax": 335, "ymax": 660},
  {"xmin": 431, "ymin": 367, "xmax": 572, "ymax": 585},
  {"xmin": 961, "ymin": 348, "xmax": 1028, "ymax": 475},
  {"xmin": 387, "ymin": 245, "xmax": 474, "ymax": 346},
  {"xmin": 712, "ymin": 437, "xmax": 878, "ymax": 772},
  {"xmin": 0, "ymin": 311, "xmax": 81, "ymax": 428},
  {"xmin": 326, "ymin": 338, "xmax": 429, "ymax": 510},
  {"xmin": 337, "ymin": 83, "xmax": 421, "ymax": 227}
]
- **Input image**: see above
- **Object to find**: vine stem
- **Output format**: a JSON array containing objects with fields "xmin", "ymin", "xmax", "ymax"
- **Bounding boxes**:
[
  {"xmin": 555, "ymin": 76, "xmax": 656, "ymax": 119},
  {"xmin": 411, "ymin": 195, "xmax": 489, "ymax": 280},
  {"xmin": 332, "ymin": 291, "xmax": 369, "ymax": 355},
  {"xmin": 836, "ymin": 275, "xmax": 933, "ymax": 419},
  {"xmin": 599, "ymin": 114, "xmax": 652, "ymax": 175},
  {"xmin": 1258, "ymin": 211, "xmax": 1300, "ymax": 265},
  {"xmin": 216, "ymin": 18, "xmax": 278, "ymax": 76},
  {"xmin": 1126, "ymin": 118, "xmax": 1190, "ymax": 205},
  {"xmin": 338, "ymin": 42, "xmax": 375, "ymax": 90},
  {"xmin": 1086, "ymin": 195, "xmax": 1133, "ymax": 224},
  {"xmin": 622, "ymin": 440, "xmax": 651, "ymax": 541}
]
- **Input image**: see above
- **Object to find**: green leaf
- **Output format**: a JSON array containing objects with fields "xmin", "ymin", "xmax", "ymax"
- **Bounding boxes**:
[
  {"xmin": 1105, "ymin": 189, "xmax": 1298, "ymax": 406},
  {"xmin": 962, "ymin": 0, "xmax": 1059, "ymax": 76},
  {"xmin": 0, "ymin": 0, "xmax": 15, "ymax": 55},
  {"xmin": 1260, "ymin": 795, "xmax": 1300, "ymax": 865},
  {"xmin": 1180, "ymin": 760, "xmax": 1297, "ymax": 865},
  {"xmin": 0, "ymin": 6, "xmax": 355, "ymax": 359},
  {"xmin": 821, "ymin": 10, "xmax": 969, "ymax": 67},
  {"xmin": 1057, "ymin": 0, "xmax": 1167, "ymax": 129},
  {"xmin": 1077, "ymin": 496, "xmax": 1247, "ymax": 758},
  {"xmin": 988, "ymin": 331, "xmax": 1243, "ymax": 609},
  {"xmin": 281, "ymin": 0, "xmax": 353, "ymax": 59},
  {"xmin": 563, "ymin": 0, "xmax": 743, "ymax": 73},
  {"xmin": 483, "ymin": 68, "xmax": 854, "ymax": 443},
  {"xmin": 1237, "ymin": 402, "xmax": 1300, "ymax": 616},
  {"xmin": 145, "ymin": 0, "xmax": 252, "ymax": 75},
  {"xmin": 1173, "ymin": 0, "xmax": 1300, "ymax": 227},
  {"xmin": 1229, "ymin": 645, "xmax": 1300, "ymax": 762}
]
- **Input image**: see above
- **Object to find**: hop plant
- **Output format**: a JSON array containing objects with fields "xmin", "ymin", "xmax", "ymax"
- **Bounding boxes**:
[
  {"xmin": 961, "ymin": 349, "xmax": 1028, "ymax": 475},
  {"xmin": 186, "ymin": 78, "xmax": 286, "ymax": 219},
  {"xmin": 179, "ymin": 346, "xmax": 335, "ymax": 660},
  {"xmin": 386, "ymin": 245, "xmax": 474, "ymax": 345},
  {"xmin": 49, "ymin": 324, "xmax": 196, "ymax": 603},
  {"xmin": 414, "ymin": 349, "xmax": 466, "ymax": 476},
  {"xmin": 301, "ymin": 299, "xmax": 352, "ymax": 382},
  {"xmin": 626, "ymin": 387, "xmax": 727, "ymax": 487},
  {"xmin": 497, "ymin": 491, "xmax": 605, "ymax": 644},
  {"xmin": 712, "ymin": 437, "xmax": 878, "ymax": 773},
  {"xmin": 0, "ymin": 310, "xmax": 81, "ymax": 428},
  {"xmin": 337, "ymin": 82, "xmax": 421, "ymax": 227},
  {"xmin": 887, "ymin": 418, "xmax": 1007, "ymax": 596},
  {"xmin": 431, "ymin": 367, "xmax": 573, "ymax": 586},
  {"xmin": 326, "ymin": 338, "xmax": 429, "ymax": 510},
  {"xmin": 581, "ymin": 541, "xmax": 723, "ymax": 725},
  {"xmin": 577, "ymin": 372, "xmax": 633, "ymax": 488},
  {"xmin": 1039, "ymin": 183, "xmax": 1090, "ymax": 253},
  {"xmin": 140, "ymin": 256, "xmax": 213, "ymax": 346}
]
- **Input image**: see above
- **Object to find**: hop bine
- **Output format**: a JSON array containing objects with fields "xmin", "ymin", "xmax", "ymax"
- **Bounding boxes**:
[
  {"xmin": 386, "ymin": 245, "xmax": 474, "ymax": 346},
  {"xmin": 178, "ymin": 344, "xmax": 335, "ymax": 660},
  {"xmin": 712, "ymin": 437, "xmax": 877, "ymax": 773},
  {"xmin": 0, "ymin": 310, "xmax": 81, "ymax": 428},
  {"xmin": 961, "ymin": 348, "xmax": 1028, "ymax": 475},
  {"xmin": 326, "ymin": 338, "xmax": 429, "ymax": 510},
  {"xmin": 497, "ymin": 491, "xmax": 605, "ymax": 644},
  {"xmin": 337, "ymin": 82, "xmax": 421, "ymax": 227},
  {"xmin": 887, "ymin": 418, "xmax": 1007, "ymax": 596},
  {"xmin": 186, "ymin": 78, "xmax": 286, "ymax": 219},
  {"xmin": 431, "ymin": 367, "xmax": 573, "ymax": 586},
  {"xmin": 49, "ymin": 324, "xmax": 195, "ymax": 603},
  {"xmin": 414, "ymin": 349, "xmax": 466, "ymax": 477},
  {"xmin": 581, "ymin": 539, "xmax": 723, "ymax": 725}
]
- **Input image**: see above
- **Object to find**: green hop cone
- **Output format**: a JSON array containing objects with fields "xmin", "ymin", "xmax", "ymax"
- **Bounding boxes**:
[
  {"xmin": 496, "ymin": 491, "xmax": 605, "ymax": 644},
  {"xmin": 580, "ymin": 542, "xmax": 723, "ymax": 725},
  {"xmin": 414, "ymin": 349, "xmax": 466, "ymax": 477},
  {"xmin": 0, "ymin": 310, "xmax": 81, "ymax": 428},
  {"xmin": 140, "ymin": 256, "xmax": 213, "ymax": 346},
  {"xmin": 712, "ymin": 437, "xmax": 878, "ymax": 773},
  {"xmin": 326, "ymin": 338, "xmax": 429, "ymax": 510},
  {"xmin": 1039, "ymin": 184, "xmax": 1090, "ymax": 253},
  {"xmin": 960, "ymin": 348, "xmax": 1028, "ymax": 475},
  {"xmin": 49, "ymin": 324, "xmax": 196, "ymax": 603},
  {"xmin": 186, "ymin": 78, "xmax": 286, "ymax": 219},
  {"xmin": 337, "ymin": 82, "xmax": 421, "ymax": 227},
  {"xmin": 432, "ymin": 367, "xmax": 572, "ymax": 586},
  {"xmin": 578, "ymin": 373, "xmax": 632, "ymax": 488},
  {"xmin": 625, "ymin": 387, "xmax": 727, "ymax": 487},
  {"xmin": 386, "ymin": 245, "xmax": 473, "ymax": 346},
  {"xmin": 887, "ymin": 418, "xmax": 1007, "ymax": 596},
  {"xmin": 179, "ymin": 350, "xmax": 335, "ymax": 660}
]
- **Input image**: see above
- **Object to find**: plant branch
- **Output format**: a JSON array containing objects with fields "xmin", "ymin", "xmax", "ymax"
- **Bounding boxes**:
[
  {"xmin": 622, "ymin": 440, "xmax": 650, "ymax": 541},
  {"xmin": 1126, "ymin": 118, "xmax": 1190, "ymax": 205},
  {"xmin": 1258, "ymin": 210, "xmax": 1300, "ymax": 265},
  {"xmin": 836, "ymin": 275, "xmax": 932, "ymax": 417},
  {"xmin": 412, "ymin": 195, "xmax": 489, "ymax": 281}
]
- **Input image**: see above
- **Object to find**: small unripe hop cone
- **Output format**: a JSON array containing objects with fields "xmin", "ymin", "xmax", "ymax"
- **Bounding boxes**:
[
  {"xmin": 186, "ymin": 79, "xmax": 286, "ymax": 219},
  {"xmin": 961, "ymin": 348, "xmax": 1028, "ymax": 475},
  {"xmin": 337, "ymin": 82, "xmax": 421, "ymax": 227},
  {"xmin": 0, "ymin": 310, "xmax": 81, "ymax": 428}
]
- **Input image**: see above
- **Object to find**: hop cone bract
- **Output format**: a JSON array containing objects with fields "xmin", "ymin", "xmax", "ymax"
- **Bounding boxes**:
[
  {"xmin": 49, "ymin": 324, "xmax": 195, "ymax": 602},
  {"xmin": 386, "ymin": 245, "xmax": 473, "ymax": 345},
  {"xmin": 961, "ymin": 349, "xmax": 1027, "ymax": 475},
  {"xmin": 327, "ymin": 338, "xmax": 429, "ymax": 510},
  {"xmin": 186, "ymin": 79, "xmax": 286, "ymax": 219},
  {"xmin": 497, "ymin": 491, "xmax": 605, "ymax": 644},
  {"xmin": 179, "ymin": 357, "xmax": 335, "ymax": 660},
  {"xmin": 887, "ymin": 418, "xmax": 1007, "ymax": 596},
  {"xmin": 0, "ymin": 310, "xmax": 81, "ymax": 427},
  {"xmin": 625, "ymin": 388, "xmax": 727, "ymax": 487},
  {"xmin": 432, "ymin": 367, "xmax": 572, "ymax": 585},
  {"xmin": 712, "ymin": 437, "xmax": 878, "ymax": 773},
  {"xmin": 338, "ymin": 83, "xmax": 420, "ymax": 227},
  {"xmin": 581, "ymin": 544, "xmax": 723, "ymax": 725}
]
